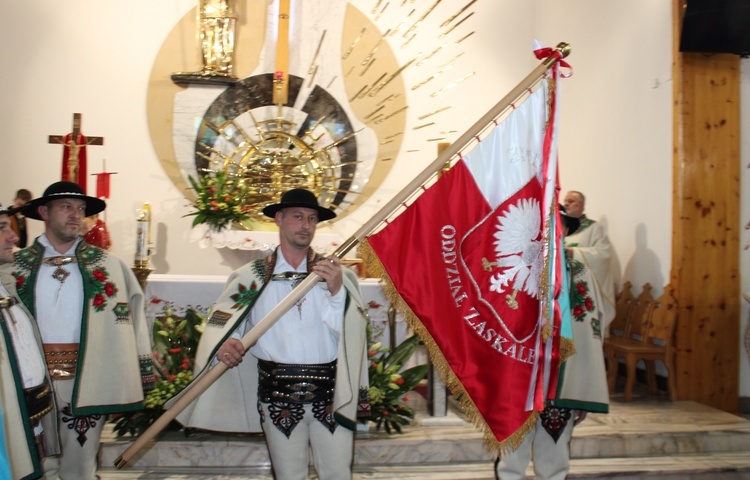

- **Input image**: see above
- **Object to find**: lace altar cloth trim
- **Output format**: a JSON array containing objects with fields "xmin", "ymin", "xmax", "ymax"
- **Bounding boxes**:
[{"xmin": 191, "ymin": 225, "xmax": 342, "ymax": 255}]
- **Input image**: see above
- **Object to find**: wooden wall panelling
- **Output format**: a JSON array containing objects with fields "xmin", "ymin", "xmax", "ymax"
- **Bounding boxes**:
[{"xmin": 671, "ymin": 0, "xmax": 740, "ymax": 412}]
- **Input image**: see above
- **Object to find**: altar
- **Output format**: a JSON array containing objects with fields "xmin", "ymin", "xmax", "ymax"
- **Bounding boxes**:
[{"xmin": 144, "ymin": 274, "xmax": 409, "ymax": 351}]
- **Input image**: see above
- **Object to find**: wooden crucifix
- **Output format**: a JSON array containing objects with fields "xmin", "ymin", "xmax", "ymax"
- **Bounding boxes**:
[{"xmin": 48, "ymin": 113, "xmax": 104, "ymax": 194}]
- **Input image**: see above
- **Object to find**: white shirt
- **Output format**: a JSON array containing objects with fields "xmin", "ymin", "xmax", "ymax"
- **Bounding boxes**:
[
  {"xmin": 0, "ymin": 283, "xmax": 46, "ymax": 387},
  {"xmin": 35, "ymin": 234, "xmax": 84, "ymax": 344},
  {"xmin": 246, "ymin": 250, "xmax": 345, "ymax": 364}
]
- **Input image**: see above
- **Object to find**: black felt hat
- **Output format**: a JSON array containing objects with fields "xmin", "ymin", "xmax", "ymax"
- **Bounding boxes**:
[
  {"xmin": 560, "ymin": 204, "xmax": 579, "ymax": 235},
  {"xmin": 22, "ymin": 181, "xmax": 106, "ymax": 220},
  {"xmin": 0, "ymin": 202, "xmax": 14, "ymax": 218},
  {"xmin": 262, "ymin": 188, "xmax": 336, "ymax": 221}
]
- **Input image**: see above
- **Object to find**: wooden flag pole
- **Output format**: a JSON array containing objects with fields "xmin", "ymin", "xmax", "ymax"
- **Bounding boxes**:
[{"xmin": 114, "ymin": 42, "xmax": 570, "ymax": 469}]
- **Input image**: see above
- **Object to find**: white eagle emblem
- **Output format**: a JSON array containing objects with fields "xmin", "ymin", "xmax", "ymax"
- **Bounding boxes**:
[{"xmin": 488, "ymin": 198, "xmax": 543, "ymax": 300}]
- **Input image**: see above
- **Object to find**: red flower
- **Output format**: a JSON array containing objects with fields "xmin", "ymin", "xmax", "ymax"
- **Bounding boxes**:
[
  {"xmin": 15, "ymin": 275, "xmax": 25, "ymax": 288},
  {"xmin": 585, "ymin": 297, "xmax": 594, "ymax": 311},
  {"xmin": 403, "ymin": 396, "xmax": 409, "ymax": 402},
  {"xmin": 105, "ymin": 282, "xmax": 115, "ymax": 297},
  {"xmin": 93, "ymin": 294, "xmax": 106, "ymax": 308},
  {"xmin": 395, "ymin": 377, "xmax": 404, "ymax": 385},
  {"xmin": 576, "ymin": 282, "xmax": 587, "ymax": 295},
  {"xmin": 168, "ymin": 347, "xmax": 182, "ymax": 354},
  {"xmin": 93, "ymin": 269, "xmax": 107, "ymax": 282},
  {"xmin": 572, "ymin": 305, "xmax": 585, "ymax": 318},
  {"xmin": 168, "ymin": 374, "xmax": 176, "ymax": 382}
]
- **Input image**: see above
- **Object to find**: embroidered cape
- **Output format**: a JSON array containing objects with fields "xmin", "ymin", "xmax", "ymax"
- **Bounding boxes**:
[
  {"xmin": 172, "ymin": 250, "xmax": 369, "ymax": 433},
  {"xmin": 0, "ymin": 268, "xmax": 61, "ymax": 480},
  {"xmin": 12, "ymin": 238, "xmax": 155, "ymax": 416},
  {"xmin": 554, "ymin": 217, "xmax": 614, "ymax": 412}
]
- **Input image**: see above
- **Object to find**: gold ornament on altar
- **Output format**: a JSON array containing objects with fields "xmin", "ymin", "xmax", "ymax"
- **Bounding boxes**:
[
  {"xmin": 192, "ymin": 0, "xmax": 364, "ymax": 230},
  {"xmin": 171, "ymin": 0, "xmax": 239, "ymax": 85},
  {"xmin": 195, "ymin": 109, "xmax": 358, "ymax": 229}
]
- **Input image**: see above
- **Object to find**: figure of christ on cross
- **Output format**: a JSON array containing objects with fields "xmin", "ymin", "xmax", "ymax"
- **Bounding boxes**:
[{"xmin": 48, "ymin": 113, "xmax": 104, "ymax": 194}]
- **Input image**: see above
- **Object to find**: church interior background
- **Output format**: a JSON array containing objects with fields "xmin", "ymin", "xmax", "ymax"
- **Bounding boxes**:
[{"xmin": 1, "ymin": 0, "xmax": 749, "ymax": 477}]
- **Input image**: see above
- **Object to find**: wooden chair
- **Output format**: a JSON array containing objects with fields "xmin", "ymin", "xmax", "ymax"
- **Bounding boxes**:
[
  {"xmin": 606, "ymin": 281, "xmax": 635, "ymax": 339},
  {"xmin": 626, "ymin": 283, "xmax": 654, "ymax": 341},
  {"xmin": 606, "ymin": 285, "xmax": 678, "ymax": 401},
  {"xmin": 605, "ymin": 283, "xmax": 654, "ymax": 395}
]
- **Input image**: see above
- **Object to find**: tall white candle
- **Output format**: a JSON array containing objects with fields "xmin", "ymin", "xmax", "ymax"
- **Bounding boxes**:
[{"xmin": 135, "ymin": 207, "xmax": 149, "ymax": 262}]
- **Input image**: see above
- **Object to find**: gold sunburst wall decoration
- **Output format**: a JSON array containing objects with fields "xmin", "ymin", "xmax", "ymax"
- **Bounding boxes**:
[
  {"xmin": 147, "ymin": 0, "xmax": 478, "ymax": 235},
  {"xmin": 147, "ymin": 0, "xmax": 407, "ymax": 230}
]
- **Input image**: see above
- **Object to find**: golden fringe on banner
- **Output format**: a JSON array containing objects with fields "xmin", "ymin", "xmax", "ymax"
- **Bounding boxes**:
[{"xmin": 361, "ymin": 239, "xmax": 539, "ymax": 456}]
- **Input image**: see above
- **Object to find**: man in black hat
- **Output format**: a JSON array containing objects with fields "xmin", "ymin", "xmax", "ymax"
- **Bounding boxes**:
[
  {"xmin": 0, "ymin": 202, "xmax": 59, "ymax": 479},
  {"xmin": 11, "ymin": 181, "xmax": 155, "ymax": 480},
  {"xmin": 175, "ymin": 188, "xmax": 369, "ymax": 480}
]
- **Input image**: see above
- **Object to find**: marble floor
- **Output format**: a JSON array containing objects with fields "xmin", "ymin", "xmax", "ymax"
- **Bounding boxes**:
[{"xmin": 98, "ymin": 388, "xmax": 750, "ymax": 480}]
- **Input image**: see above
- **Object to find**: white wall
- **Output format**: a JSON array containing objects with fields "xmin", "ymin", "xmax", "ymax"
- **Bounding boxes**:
[
  {"xmin": 0, "ymin": 1, "xmax": 746, "ymax": 396},
  {"xmin": 539, "ymin": 0, "xmax": 674, "ymax": 296}
]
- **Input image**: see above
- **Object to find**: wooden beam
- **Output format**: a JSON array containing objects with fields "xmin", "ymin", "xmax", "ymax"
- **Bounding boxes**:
[{"xmin": 671, "ymin": 0, "xmax": 740, "ymax": 412}]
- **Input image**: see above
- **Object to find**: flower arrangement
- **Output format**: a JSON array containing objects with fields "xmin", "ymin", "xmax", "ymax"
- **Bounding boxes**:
[
  {"xmin": 185, "ymin": 169, "xmax": 252, "ymax": 232},
  {"xmin": 109, "ymin": 307, "xmax": 205, "ymax": 437},
  {"xmin": 364, "ymin": 330, "xmax": 428, "ymax": 434}
]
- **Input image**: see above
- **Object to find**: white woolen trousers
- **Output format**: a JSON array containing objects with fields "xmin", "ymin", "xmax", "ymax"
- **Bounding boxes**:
[
  {"xmin": 495, "ymin": 416, "xmax": 574, "ymax": 480},
  {"xmin": 259, "ymin": 401, "xmax": 354, "ymax": 480},
  {"xmin": 42, "ymin": 379, "xmax": 105, "ymax": 480}
]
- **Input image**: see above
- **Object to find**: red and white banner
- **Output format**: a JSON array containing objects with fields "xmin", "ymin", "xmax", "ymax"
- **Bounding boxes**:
[{"xmin": 366, "ymin": 67, "xmax": 563, "ymax": 453}]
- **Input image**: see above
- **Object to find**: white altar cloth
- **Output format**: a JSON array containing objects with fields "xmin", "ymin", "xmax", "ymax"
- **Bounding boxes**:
[{"xmin": 192, "ymin": 226, "xmax": 343, "ymax": 256}]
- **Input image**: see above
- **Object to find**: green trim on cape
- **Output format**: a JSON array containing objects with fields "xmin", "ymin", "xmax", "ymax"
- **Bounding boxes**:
[{"xmin": 0, "ymin": 311, "xmax": 43, "ymax": 477}]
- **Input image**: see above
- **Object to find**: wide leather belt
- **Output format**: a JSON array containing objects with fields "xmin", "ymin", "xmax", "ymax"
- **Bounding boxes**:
[
  {"xmin": 43, "ymin": 343, "xmax": 79, "ymax": 380},
  {"xmin": 24, "ymin": 381, "xmax": 53, "ymax": 424},
  {"xmin": 258, "ymin": 359, "xmax": 336, "ymax": 404}
]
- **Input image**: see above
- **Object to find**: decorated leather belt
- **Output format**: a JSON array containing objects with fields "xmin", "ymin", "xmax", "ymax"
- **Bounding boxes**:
[
  {"xmin": 43, "ymin": 343, "xmax": 79, "ymax": 380},
  {"xmin": 24, "ymin": 381, "xmax": 53, "ymax": 424},
  {"xmin": 258, "ymin": 359, "xmax": 336, "ymax": 404}
]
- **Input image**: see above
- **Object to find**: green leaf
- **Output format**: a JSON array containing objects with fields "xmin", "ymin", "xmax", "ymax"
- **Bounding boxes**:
[
  {"xmin": 398, "ymin": 365, "xmax": 429, "ymax": 391},
  {"xmin": 382, "ymin": 335, "xmax": 421, "ymax": 371}
]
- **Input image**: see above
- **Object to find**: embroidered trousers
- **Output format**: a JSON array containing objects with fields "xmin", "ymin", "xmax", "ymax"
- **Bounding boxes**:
[
  {"xmin": 42, "ymin": 379, "xmax": 105, "ymax": 480},
  {"xmin": 494, "ymin": 416, "xmax": 574, "ymax": 480},
  {"xmin": 259, "ymin": 401, "xmax": 354, "ymax": 480}
]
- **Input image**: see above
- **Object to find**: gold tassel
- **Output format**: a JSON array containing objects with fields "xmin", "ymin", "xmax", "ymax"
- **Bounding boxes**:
[{"xmin": 559, "ymin": 337, "xmax": 575, "ymax": 364}]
